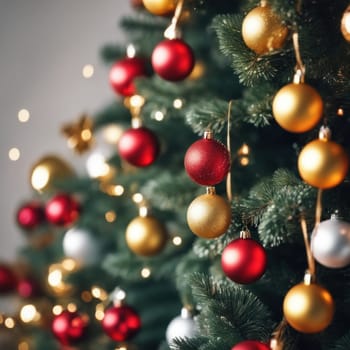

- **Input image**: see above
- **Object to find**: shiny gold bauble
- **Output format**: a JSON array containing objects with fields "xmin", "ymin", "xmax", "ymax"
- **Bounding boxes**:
[
  {"xmin": 298, "ymin": 139, "xmax": 349, "ymax": 189},
  {"xmin": 30, "ymin": 154, "xmax": 75, "ymax": 193},
  {"xmin": 272, "ymin": 83, "xmax": 323, "ymax": 133},
  {"xmin": 283, "ymin": 282, "xmax": 334, "ymax": 333},
  {"xmin": 341, "ymin": 5, "xmax": 350, "ymax": 42},
  {"xmin": 187, "ymin": 193, "xmax": 231, "ymax": 239},
  {"xmin": 241, "ymin": 5, "xmax": 288, "ymax": 54},
  {"xmin": 125, "ymin": 215, "xmax": 168, "ymax": 256},
  {"xmin": 142, "ymin": 0, "xmax": 177, "ymax": 16}
]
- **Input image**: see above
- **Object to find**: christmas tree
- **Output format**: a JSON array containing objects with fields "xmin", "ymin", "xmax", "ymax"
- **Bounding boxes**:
[{"xmin": 2, "ymin": 0, "xmax": 350, "ymax": 349}]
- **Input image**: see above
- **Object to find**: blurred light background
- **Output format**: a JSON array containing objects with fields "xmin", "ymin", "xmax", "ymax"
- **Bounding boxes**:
[{"xmin": 0, "ymin": 0, "xmax": 132, "ymax": 261}]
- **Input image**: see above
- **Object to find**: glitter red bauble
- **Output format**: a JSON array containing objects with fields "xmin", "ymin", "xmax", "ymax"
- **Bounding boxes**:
[
  {"xmin": 221, "ymin": 238, "xmax": 267, "ymax": 284},
  {"xmin": 109, "ymin": 57, "xmax": 148, "ymax": 96},
  {"xmin": 102, "ymin": 305, "xmax": 141, "ymax": 342},
  {"xmin": 151, "ymin": 39, "xmax": 195, "ymax": 81},
  {"xmin": 184, "ymin": 138, "xmax": 230, "ymax": 186},
  {"xmin": 17, "ymin": 277, "xmax": 41, "ymax": 298},
  {"xmin": 0, "ymin": 264, "xmax": 17, "ymax": 294},
  {"xmin": 52, "ymin": 310, "xmax": 88, "ymax": 346},
  {"xmin": 45, "ymin": 194, "xmax": 80, "ymax": 226},
  {"xmin": 16, "ymin": 202, "xmax": 45, "ymax": 230},
  {"xmin": 232, "ymin": 340, "xmax": 271, "ymax": 350},
  {"xmin": 118, "ymin": 127, "xmax": 160, "ymax": 167}
]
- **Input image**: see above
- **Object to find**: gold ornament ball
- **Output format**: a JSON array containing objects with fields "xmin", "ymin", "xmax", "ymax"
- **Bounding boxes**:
[
  {"xmin": 142, "ymin": 0, "xmax": 177, "ymax": 16},
  {"xmin": 241, "ymin": 5, "xmax": 288, "ymax": 54},
  {"xmin": 341, "ymin": 5, "xmax": 350, "ymax": 42},
  {"xmin": 298, "ymin": 139, "xmax": 349, "ymax": 189},
  {"xmin": 272, "ymin": 83, "xmax": 323, "ymax": 133},
  {"xmin": 187, "ymin": 193, "xmax": 231, "ymax": 239},
  {"xmin": 30, "ymin": 155, "xmax": 75, "ymax": 193},
  {"xmin": 283, "ymin": 282, "xmax": 334, "ymax": 333},
  {"xmin": 125, "ymin": 216, "xmax": 168, "ymax": 256}
]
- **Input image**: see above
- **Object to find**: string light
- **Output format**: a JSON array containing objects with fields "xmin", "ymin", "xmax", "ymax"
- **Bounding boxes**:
[
  {"xmin": 141, "ymin": 267, "xmax": 151, "ymax": 278},
  {"xmin": 172, "ymin": 236, "xmax": 182, "ymax": 246},
  {"xmin": 154, "ymin": 111, "xmax": 165, "ymax": 121},
  {"xmin": 105, "ymin": 210, "xmax": 117, "ymax": 222},
  {"xmin": 20, "ymin": 304, "xmax": 40, "ymax": 323},
  {"xmin": 132, "ymin": 193, "xmax": 144, "ymax": 203},
  {"xmin": 52, "ymin": 305, "xmax": 63, "ymax": 315},
  {"xmin": 95, "ymin": 303, "xmax": 105, "ymax": 320},
  {"xmin": 91, "ymin": 286, "xmax": 108, "ymax": 301},
  {"xmin": 82, "ymin": 64, "xmax": 94, "ymax": 78},
  {"xmin": 4, "ymin": 317, "xmax": 15, "ymax": 329},
  {"xmin": 102, "ymin": 124, "xmax": 124, "ymax": 144},
  {"xmin": 9, "ymin": 147, "xmax": 20, "ymax": 161},
  {"xmin": 337, "ymin": 108, "xmax": 344, "ymax": 117},
  {"xmin": 67, "ymin": 303, "xmax": 77, "ymax": 312},
  {"xmin": 18, "ymin": 109, "xmax": 30, "ymax": 122},
  {"xmin": 173, "ymin": 98, "xmax": 183, "ymax": 109}
]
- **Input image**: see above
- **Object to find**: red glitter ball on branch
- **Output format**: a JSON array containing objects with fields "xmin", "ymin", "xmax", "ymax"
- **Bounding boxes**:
[
  {"xmin": 152, "ymin": 39, "xmax": 195, "ymax": 81},
  {"xmin": 184, "ymin": 137, "xmax": 230, "ymax": 186},
  {"xmin": 102, "ymin": 305, "xmax": 141, "ymax": 342},
  {"xmin": 221, "ymin": 238, "xmax": 267, "ymax": 284},
  {"xmin": 109, "ymin": 57, "xmax": 148, "ymax": 97},
  {"xmin": 118, "ymin": 127, "xmax": 159, "ymax": 167},
  {"xmin": 45, "ymin": 193, "xmax": 80, "ymax": 226}
]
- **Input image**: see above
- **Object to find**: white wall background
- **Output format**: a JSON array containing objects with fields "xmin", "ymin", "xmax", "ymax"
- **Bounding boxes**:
[{"xmin": 0, "ymin": 0, "xmax": 133, "ymax": 261}]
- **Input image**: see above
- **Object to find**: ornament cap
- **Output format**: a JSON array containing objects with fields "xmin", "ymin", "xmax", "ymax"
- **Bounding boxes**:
[
  {"xmin": 240, "ymin": 229, "xmax": 252, "ymax": 239},
  {"xmin": 110, "ymin": 287, "xmax": 126, "ymax": 306},
  {"xmin": 203, "ymin": 130, "xmax": 213, "ymax": 140},
  {"xmin": 181, "ymin": 307, "xmax": 193, "ymax": 319},
  {"xmin": 318, "ymin": 126, "xmax": 331, "ymax": 141},
  {"xmin": 303, "ymin": 270, "xmax": 315, "ymax": 285},
  {"xmin": 293, "ymin": 68, "xmax": 305, "ymax": 84},
  {"xmin": 206, "ymin": 186, "xmax": 216, "ymax": 195}
]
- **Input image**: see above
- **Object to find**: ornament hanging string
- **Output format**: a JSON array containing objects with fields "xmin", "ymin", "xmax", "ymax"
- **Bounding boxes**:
[
  {"xmin": 315, "ymin": 189, "xmax": 323, "ymax": 228},
  {"xmin": 226, "ymin": 100, "xmax": 233, "ymax": 201},
  {"xmin": 300, "ymin": 215, "xmax": 316, "ymax": 279},
  {"xmin": 270, "ymin": 318, "xmax": 288, "ymax": 350},
  {"xmin": 164, "ymin": 0, "xmax": 184, "ymax": 39},
  {"xmin": 124, "ymin": 95, "xmax": 145, "ymax": 128},
  {"xmin": 292, "ymin": 32, "xmax": 305, "ymax": 82}
]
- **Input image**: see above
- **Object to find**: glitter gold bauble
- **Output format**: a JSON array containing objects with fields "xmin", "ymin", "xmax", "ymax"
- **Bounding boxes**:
[
  {"xmin": 142, "ymin": 0, "xmax": 177, "ymax": 16},
  {"xmin": 298, "ymin": 139, "xmax": 349, "ymax": 189},
  {"xmin": 241, "ymin": 5, "xmax": 288, "ymax": 54},
  {"xmin": 187, "ymin": 191, "xmax": 231, "ymax": 239},
  {"xmin": 283, "ymin": 282, "xmax": 334, "ymax": 333},
  {"xmin": 341, "ymin": 5, "xmax": 350, "ymax": 42},
  {"xmin": 272, "ymin": 83, "xmax": 323, "ymax": 133},
  {"xmin": 30, "ymin": 155, "xmax": 75, "ymax": 193},
  {"xmin": 125, "ymin": 215, "xmax": 168, "ymax": 256}
]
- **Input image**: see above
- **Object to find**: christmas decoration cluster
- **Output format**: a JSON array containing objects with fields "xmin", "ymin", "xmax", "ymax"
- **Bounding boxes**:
[{"xmin": 6, "ymin": 0, "xmax": 350, "ymax": 349}]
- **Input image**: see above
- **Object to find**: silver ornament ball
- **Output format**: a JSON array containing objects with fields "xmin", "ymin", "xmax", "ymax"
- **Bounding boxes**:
[
  {"xmin": 166, "ymin": 308, "xmax": 198, "ymax": 346},
  {"xmin": 311, "ymin": 215, "xmax": 350, "ymax": 268},
  {"xmin": 63, "ymin": 227, "xmax": 101, "ymax": 266}
]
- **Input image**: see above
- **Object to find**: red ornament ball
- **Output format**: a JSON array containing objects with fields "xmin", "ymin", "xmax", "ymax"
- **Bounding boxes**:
[
  {"xmin": 109, "ymin": 57, "xmax": 148, "ymax": 96},
  {"xmin": 0, "ymin": 264, "xmax": 17, "ymax": 294},
  {"xmin": 118, "ymin": 127, "xmax": 159, "ymax": 167},
  {"xmin": 102, "ymin": 305, "xmax": 141, "ymax": 342},
  {"xmin": 232, "ymin": 340, "xmax": 271, "ymax": 350},
  {"xmin": 184, "ymin": 137, "xmax": 230, "ymax": 186},
  {"xmin": 16, "ymin": 202, "xmax": 45, "ymax": 230},
  {"xmin": 45, "ymin": 193, "xmax": 80, "ymax": 226},
  {"xmin": 152, "ymin": 39, "xmax": 195, "ymax": 81},
  {"xmin": 17, "ymin": 277, "xmax": 40, "ymax": 298},
  {"xmin": 221, "ymin": 238, "xmax": 267, "ymax": 284},
  {"xmin": 52, "ymin": 310, "xmax": 88, "ymax": 346}
]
